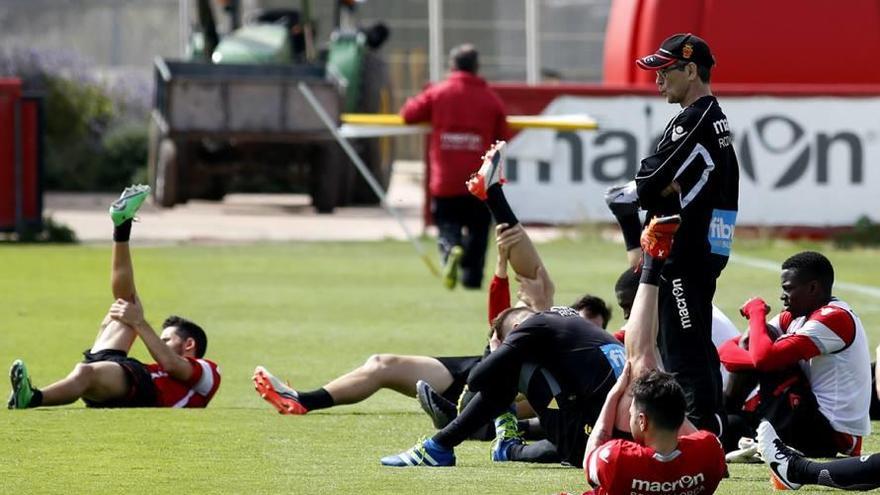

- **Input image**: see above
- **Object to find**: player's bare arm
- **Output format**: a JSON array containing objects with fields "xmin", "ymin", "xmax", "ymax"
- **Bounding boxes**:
[
  {"xmin": 109, "ymin": 297, "xmax": 193, "ymax": 381},
  {"xmin": 583, "ymin": 362, "xmax": 631, "ymax": 469}
]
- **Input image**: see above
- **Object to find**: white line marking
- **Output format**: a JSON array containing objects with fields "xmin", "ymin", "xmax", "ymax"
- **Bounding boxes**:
[{"xmin": 731, "ymin": 255, "xmax": 880, "ymax": 299}]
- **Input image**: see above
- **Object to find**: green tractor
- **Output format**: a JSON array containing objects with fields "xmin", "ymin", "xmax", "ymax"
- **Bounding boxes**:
[{"xmin": 148, "ymin": 0, "xmax": 393, "ymax": 212}]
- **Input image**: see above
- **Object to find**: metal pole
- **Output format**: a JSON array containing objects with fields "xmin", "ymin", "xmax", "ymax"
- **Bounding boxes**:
[
  {"xmin": 297, "ymin": 82, "xmax": 440, "ymax": 277},
  {"xmin": 525, "ymin": 0, "xmax": 540, "ymax": 85},
  {"xmin": 179, "ymin": 0, "xmax": 190, "ymax": 57},
  {"xmin": 428, "ymin": 0, "xmax": 444, "ymax": 82}
]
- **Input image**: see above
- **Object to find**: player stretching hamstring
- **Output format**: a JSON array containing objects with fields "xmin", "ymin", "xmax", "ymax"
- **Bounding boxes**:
[
  {"xmin": 8, "ymin": 185, "xmax": 220, "ymax": 410},
  {"xmin": 579, "ymin": 215, "xmax": 726, "ymax": 495}
]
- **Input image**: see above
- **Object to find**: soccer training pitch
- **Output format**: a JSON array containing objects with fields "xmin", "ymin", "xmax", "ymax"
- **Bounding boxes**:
[{"xmin": 1, "ymin": 238, "xmax": 878, "ymax": 494}]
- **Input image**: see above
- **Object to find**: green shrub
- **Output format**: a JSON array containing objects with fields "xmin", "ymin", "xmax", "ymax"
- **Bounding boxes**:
[
  {"xmin": 832, "ymin": 216, "xmax": 880, "ymax": 248},
  {"xmin": 97, "ymin": 123, "xmax": 149, "ymax": 189},
  {"xmin": 12, "ymin": 216, "xmax": 78, "ymax": 243},
  {"xmin": 42, "ymin": 77, "xmax": 148, "ymax": 191}
]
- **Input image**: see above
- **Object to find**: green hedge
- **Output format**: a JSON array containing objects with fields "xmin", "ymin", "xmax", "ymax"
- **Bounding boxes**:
[{"xmin": 43, "ymin": 77, "xmax": 148, "ymax": 191}]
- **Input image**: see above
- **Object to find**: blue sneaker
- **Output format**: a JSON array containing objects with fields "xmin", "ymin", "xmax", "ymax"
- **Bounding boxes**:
[
  {"xmin": 380, "ymin": 437, "xmax": 455, "ymax": 467},
  {"xmin": 491, "ymin": 411, "xmax": 525, "ymax": 462}
]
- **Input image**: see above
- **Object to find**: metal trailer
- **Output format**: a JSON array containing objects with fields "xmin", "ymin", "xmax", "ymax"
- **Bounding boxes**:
[{"xmin": 148, "ymin": 58, "xmax": 348, "ymax": 213}]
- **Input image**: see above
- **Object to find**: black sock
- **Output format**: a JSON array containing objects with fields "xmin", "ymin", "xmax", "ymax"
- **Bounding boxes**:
[
  {"xmin": 485, "ymin": 184, "xmax": 519, "ymax": 226},
  {"xmin": 113, "ymin": 220, "xmax": 133, "ymax": 242},
  {"xmin": 617, "ymin": 212, "xmax": 643, "ymax": 251},
  {"xmin": 296, "ymin": 388, "xmax": 335, "ymax": 411},
  {"xmin": 639, "ymin": 254, "xmax": 666, "ymax": 285},
  {"xmin": 789, "ymin": 453, "xmax": 880, "ymax": 490},
  {"xmin": 433, "ymin": 391, "xmax": 509, "ymax": 449},
  {"xmin": 28, "ymin": 389, "xmax": 43, "ymax": 408}
]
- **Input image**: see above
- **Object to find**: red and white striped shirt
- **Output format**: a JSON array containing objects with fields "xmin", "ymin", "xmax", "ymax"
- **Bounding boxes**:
[
  {"xmin": 770, "ymin": 300, "xmax": 872, "ymax": 436},
  {"xmin": 146, "ymin": 358, "xmax": 221, "ymax": 408}
]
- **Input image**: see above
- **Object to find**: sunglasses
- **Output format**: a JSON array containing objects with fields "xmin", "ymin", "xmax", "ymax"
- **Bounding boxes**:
[{"xmin": 657, "ymin": 61, "xmax": 691, "ymax": 79}]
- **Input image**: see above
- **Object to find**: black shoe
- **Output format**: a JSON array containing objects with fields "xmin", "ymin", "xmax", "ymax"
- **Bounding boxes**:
[
  {"xmin": 416, "ymin": 380, "xmax": 457, "ymax": 429},
  {"xmin": 604, "ymin": 182, "xmax": 639, "ymax": 217}
]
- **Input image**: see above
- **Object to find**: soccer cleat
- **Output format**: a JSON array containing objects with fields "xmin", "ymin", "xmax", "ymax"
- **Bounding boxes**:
[
  {"xmin": 442, "ymin": 245, "xmax": 463, "ymax": 290},
  {"xmin": 491, "ymin": 410, "xmax": 525, "ymax": 462},
  {"xmin": 640, "ymin": 214, "xmax": 681, "ymax": 259},
  {"xmin": 725, "ymin": 437, "xmax": 762, "ymax": 464},
  {"xmin": 252, "ymin": 366, "xmax": 309, "ymax": 415},
  {"xmin": 604, "ymin": 181, "xmax": 639, "ymax": 218},
  {"xmin": 416, "ymin": 380, "xmax": 457, "ymax": 429},
  {"xmin": 8, "ymin": 360, "xmax": 34, "ymax": 409},
  {"xmin": 466, "ymin": 140, "xmax": 507, "ymax": 200},
  {"xmin": 109, "ymin": 184, "xmax": 151, "ymax": 226},
  {"xmin": 380, "ymin": 437, "xmax": 455, "ymax": 467},
  {"xmin": 757, "ymin": 420, "xmax": 803, "ymax": 490}
]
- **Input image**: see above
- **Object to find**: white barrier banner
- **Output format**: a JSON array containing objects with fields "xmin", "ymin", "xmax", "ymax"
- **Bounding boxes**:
[{"xmin": 504, "ymin": 95, "xmax": 878, "ymax": 226}]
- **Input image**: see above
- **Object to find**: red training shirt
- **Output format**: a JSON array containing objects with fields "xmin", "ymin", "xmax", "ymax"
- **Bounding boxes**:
[
  {"xmin": 584, "ymin": 431, "xmax": 726, "ymax": 495},
  {"xmin": 146, "ymin": 357, "xmax": 221, "ymax": 408},
  {"xmin": 400, "ymin": 71, "xmax": 510, "ymax": 197}
]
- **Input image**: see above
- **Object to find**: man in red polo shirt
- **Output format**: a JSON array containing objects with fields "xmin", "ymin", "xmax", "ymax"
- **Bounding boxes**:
[{"xmin": 400, "ymin": 43, "xmax": 509, "ymax": 289}]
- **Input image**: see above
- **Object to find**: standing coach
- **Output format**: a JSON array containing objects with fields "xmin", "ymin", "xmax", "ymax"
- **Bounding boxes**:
[{"xmin": 633, "ymin": 33, "xmax": 740, "ymax": 433}]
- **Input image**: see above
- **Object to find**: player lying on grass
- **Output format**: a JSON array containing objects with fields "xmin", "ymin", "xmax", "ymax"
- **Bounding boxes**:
[
  {"xmin": 7, "ymin": 185, "xmax": 220, "ymax": 410},
  {"xmin": 379, "ymin": 145, "xmax": 627, "ymax": 467},
  {"xmin": 578, "ymin": 214, "xmax": 726, "ymax": 495},
  {"xmin": 250, "ymin": 209, "xmax": 600, "ymax": 419},
  {"xmin": 253, "ymin": 186, "xmax": 608, "ymax": 453},
  {"xmin": 717, "ymin": 251, "xmax": 872, "ymax": 457},
  {"xmin": 757, "ymin": 420, "xmax": 880, "ymax": 491}
]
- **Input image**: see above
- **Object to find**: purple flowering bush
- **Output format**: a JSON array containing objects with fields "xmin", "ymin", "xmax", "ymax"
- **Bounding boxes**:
[{"xmin": 0, "ymin": 46, "xmax": 150, "ymax": 191}]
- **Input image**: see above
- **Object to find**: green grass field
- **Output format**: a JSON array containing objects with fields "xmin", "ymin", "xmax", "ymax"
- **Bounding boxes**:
[{"xmin": 1, "ymin": 237, "xmax": 878, "ymax": 494}]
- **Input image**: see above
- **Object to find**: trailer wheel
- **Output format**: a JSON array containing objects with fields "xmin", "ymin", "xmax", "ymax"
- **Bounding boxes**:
[
  {"xmin": 152, "ymin": 138, "xmax": 181, "ymax": 207},
  {"xmin": 309, "ymin": 143, "xmax": 343, "ymax": 214}
]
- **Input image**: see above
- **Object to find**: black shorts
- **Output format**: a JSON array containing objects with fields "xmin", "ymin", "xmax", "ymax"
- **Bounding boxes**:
[
  {"xmin": 527, "ymin": 353, "xmax": 618, "ymax": 466},
  {"xmin": 754, "ymin": 369, "xmax": 843, "ymax": 457},
  {"xmin": 434, "ymin": 355, "xmax": 482, "ymax": 404},
  {"xmin": 657, "ymin": 271, "xmax": 723, "ymax": 432},
  {"xmin": 81, "ymin": 349, "xmax": 157, "ymax": 408}
]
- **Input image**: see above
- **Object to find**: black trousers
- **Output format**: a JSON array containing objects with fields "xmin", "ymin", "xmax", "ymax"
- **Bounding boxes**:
[
  {"xmin": 657, "ymin": 271, "xmax": 723, "ymax": 433},
  {"xmin": 432, "ymin": 195, "xmax": 491, "ymax": 288}
]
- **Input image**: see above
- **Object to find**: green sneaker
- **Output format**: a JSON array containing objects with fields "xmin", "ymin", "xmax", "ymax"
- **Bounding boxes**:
[
  {"xmin": 109, "ymin": 184, "xmax": 151, "ymax": 226},
  {"xmin": 491, "ymin": 410, "xmax": 525, "ymax": 461},
  {"xmin": 442, "ymin": 245, "xmax": 463, "ymax": 290},
  {"xmin": 8, "ymin": 359, "xmax": 34, "ymax": 409}
]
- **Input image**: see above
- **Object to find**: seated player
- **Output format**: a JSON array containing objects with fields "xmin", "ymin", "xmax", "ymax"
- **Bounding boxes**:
[
  {"xmin": 580, "ymin": 215, "xmax": 726, "ymax": 495},
  {"xmin": 253, "ymin": 185, "xmax": 610, "ymax": 460},
  {"xmin": 758, "ymin": 420, "xmax": 880, "ymax": 491},
  {"xmin": 250, "ymin": 206, "xmax": 587, "ymax": 418},
  {"xmin": 378, "ymin": 144, "xmax": 626, "ymax": 467},
  {"xmin": 717, "ymin": 251, "xmax": 872, "ymax": 457},
  {"xmin": 7, "ymin": 185, "xmax": 220, "ymax": 410}
]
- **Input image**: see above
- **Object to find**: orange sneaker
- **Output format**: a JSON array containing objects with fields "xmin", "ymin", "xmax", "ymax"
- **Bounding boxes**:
[
  {"xmin": 253, "ymin": 366, "xmax": 309, "ymax": 415},
  {"xmin": 640, "ymin": 214, "xmax": 681, "ymax": 259},
  {"xmin": 466, "ymin": 140, "xmax": 507, "ymax": 200}
]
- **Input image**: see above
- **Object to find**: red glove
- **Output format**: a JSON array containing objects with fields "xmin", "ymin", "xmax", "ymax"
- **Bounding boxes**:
[{"xmin": 740, "ymin": 297, "xmax": 770, "ymax": 319}]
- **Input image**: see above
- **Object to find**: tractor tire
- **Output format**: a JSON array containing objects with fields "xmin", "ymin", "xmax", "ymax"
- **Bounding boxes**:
[
  {"xmin": 309, "ymin": 143, "xmax": 343, "ymax": 214},
  {"xmin": 350, "ymin": 50, "xmax": 395, "ymax": 205},
  {"xmin": 151, "ymin": 137, "xmax": 183, "ymax": 207}
]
